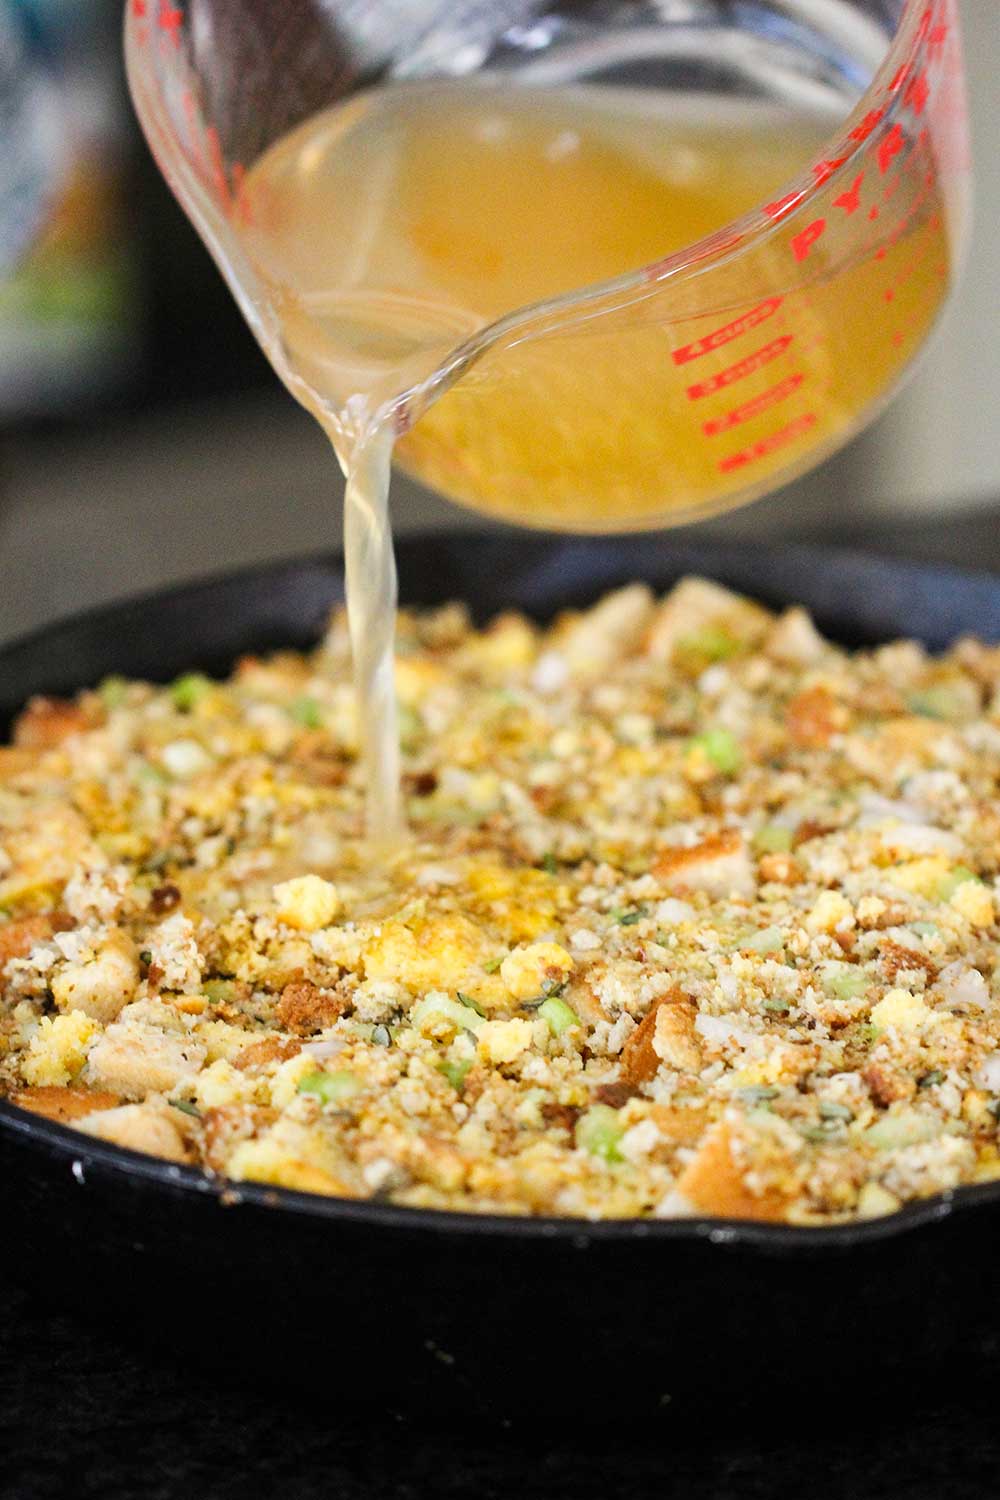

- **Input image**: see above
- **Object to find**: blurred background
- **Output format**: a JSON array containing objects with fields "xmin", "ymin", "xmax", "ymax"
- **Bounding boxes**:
[{"xmin": 0, "ymin": 0, "xmax": 997, "ymax": 645}]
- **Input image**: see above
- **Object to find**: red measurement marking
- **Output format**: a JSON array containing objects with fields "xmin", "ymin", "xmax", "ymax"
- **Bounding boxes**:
[
  {"xmin": 834, "ymin": 173, "xmax": 865, "ymax": 217},
  {"xmin": 702, "ymin": 373, "xmax": 805, "ymax": 437},
  {"xmin": 232, "ymin": 163, "xmax": 253, "ymax": 226},
  {"xmin": 791, "ymin": 219, "xmax": 826, "ymax": 262},
  {"xmin": 905, "ymin": 70, "xmax": 930, "ymax": 116},
  {"xmin": 869, "ymin": 206, "xmax": 880, "ymax": 222},
  {"xmin": 851, "ymin": 108, "xmax": 886, "ymax": 143},
  {"xmin": 686, "ymin": 336, "xmax": 793, "ymax": 400},
  {"xmin": 812, "ymin": 157, "xmax": 847, "ymax": 188},
  {"xmin": 206, "ymin": 127, "xmax": 232, "ymax": 210},
  {"xmin": 132, "ymin": 0, "xmax": 147, "ymax": 14},
  {"xmin": 672, "ymin": 298, "xmax": 784, "ymax": 367},
  {"xmin": 878, "ymin": 124, "xmax": 905, "ymax": 175},
  {"xmin": 764, "ymin": 188, "xmax": 808, "ymax": 225},
  {"xmin": 159, "ymin": 1, "xmax": 183, "ymax": 42},
  {"xmin": 928, "ymin": 23, "xmax": 948, "ymax": 61},
  {"xmin": 644, "ymin": 229, "xmax": 744, "ymax": 280},
  {"xmin": 718, "ymin": 413, "xmax": 818, "ymax": 475}
]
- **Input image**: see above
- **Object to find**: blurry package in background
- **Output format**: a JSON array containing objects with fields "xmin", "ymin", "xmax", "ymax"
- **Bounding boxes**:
[
  {"xmin": 0, "ymin": 0, "xmax": 140, "ymax": 417},
  {"xmin": 0, "ymin": 0, "xmax": 59, "ymax": 273}
]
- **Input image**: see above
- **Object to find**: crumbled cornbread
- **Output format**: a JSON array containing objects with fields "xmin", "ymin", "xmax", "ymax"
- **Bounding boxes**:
[{"xmin": 4, "ymin": 577, "xmax": 1000, "ymax": 1225}]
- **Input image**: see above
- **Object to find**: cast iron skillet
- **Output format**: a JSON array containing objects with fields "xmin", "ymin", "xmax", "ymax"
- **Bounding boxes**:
[{"xmin": 3, "ymin": 532, "xmax": 1000, "ymax": 1416}]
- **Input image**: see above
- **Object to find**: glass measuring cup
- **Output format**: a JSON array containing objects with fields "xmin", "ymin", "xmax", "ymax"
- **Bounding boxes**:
[{"xmin": 124, "ymin": 0, "xmax": 971, "ymax": 533}]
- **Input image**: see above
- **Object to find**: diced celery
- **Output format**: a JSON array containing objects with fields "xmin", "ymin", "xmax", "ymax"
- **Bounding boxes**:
[
  {"xmin": 289, "ymin": 695, "xmax": 323, "ymax": 729},
  {"xmin": 411, "ymin": 994, "xmax": 486, "ymax": 1033},
  {"xmin": 689, "ymin": 728, "xmax": 741, "ymax": 774},
  {"xmin": 676, "ymin": 626, "xmax": 742, "ymax": 664},
  {"xmin": 935, "ymin": 865, "xmax": 978, "ymax": 902},
  {"xmin": 539, "ymin": 996, "xmax": 579, "ymax": 1036},
  {"xmin": 742, "ymin": 926, "xmax": 784, "ymax": 955},
  {"xmin": 575, "ymin": 1104, "xmax": 625, "ymax": 1163},
  {"xmin": 98, "ymin": 675, "xmax": 129, "ymax": 710},
  {"xmin": 170, "ymin": 673, "xmax": 214, "ymax": 711},
  {"xmin": 820, "ymin": 962, "xmax": 869, "ymax": 1001},
  {"xmin": 438, "ymin": 1059, "xmax": 473, "ymax": 1093},
  {"xmin": 754, "ymin": 824, "xmax": 794, "ymax": 855},
  {"xmin": 297, "ymin": 1069, "xmax": 361, "ymax": 1105},
  {"xmin": 907, "ymin": 685, "xmax": 964, "ymax": 722}
]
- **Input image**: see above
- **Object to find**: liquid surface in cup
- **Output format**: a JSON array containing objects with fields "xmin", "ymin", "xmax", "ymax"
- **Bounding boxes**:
[{"xmin": 238, "ymin": 81, "xmax": 952, "ymax": 836}]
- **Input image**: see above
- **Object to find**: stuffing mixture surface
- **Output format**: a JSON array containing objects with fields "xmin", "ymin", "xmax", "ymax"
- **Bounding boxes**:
[{"xmin": 4, "ymin": 577, "xmax": 1000, "ymax": 1224}]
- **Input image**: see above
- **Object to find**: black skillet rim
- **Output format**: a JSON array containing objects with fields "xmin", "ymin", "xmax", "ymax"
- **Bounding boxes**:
[{"xmin": 2, "ymin": 533, "xmax": 1000, "ymax": 1254}]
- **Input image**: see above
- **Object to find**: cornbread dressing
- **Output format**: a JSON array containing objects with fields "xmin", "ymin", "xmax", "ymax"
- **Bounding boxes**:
[{"xmin": 4, "ymin": 577, "xmax": 1000, "ymax": 1225}]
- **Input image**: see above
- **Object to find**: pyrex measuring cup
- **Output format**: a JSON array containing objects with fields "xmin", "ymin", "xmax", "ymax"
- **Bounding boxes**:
[{"xmin": 125, "ymin": 1, "xmax": 971, "ymax": 532}]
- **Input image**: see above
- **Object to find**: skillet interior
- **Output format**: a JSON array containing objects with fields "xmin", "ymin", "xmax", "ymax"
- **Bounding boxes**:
[{"xmin": 2, "ymin": 532, "xmax": 1000, "ymax": 1411}]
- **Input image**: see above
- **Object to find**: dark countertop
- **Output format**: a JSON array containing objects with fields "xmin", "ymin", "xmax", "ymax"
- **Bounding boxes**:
[
  {"xmin": 3, "ymin": 511, "xmax": 1000, "ymax": 1500},
  {"xmin": 3, "ymin": 1271, "xmax": 1000, "ymax": 1500}
]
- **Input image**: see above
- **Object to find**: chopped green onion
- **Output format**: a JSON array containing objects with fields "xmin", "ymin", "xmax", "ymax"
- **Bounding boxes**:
[
  {"xmin": 139, "ymin": 950, "xmax": 153, "ymax": 966},
  {"xmin": 753, "ymin": 824, "xmax": 794, "ymax": 855},
  {"xmin": 438, "ymin": 1059, "xmax": 473, "ymax": 1093},
  {"xmin": 170, "ymin": 673, "xmax": 214, "ymax": 712},
  {"xmin": 169, "ymin": 1098, "xmax": 201, "ymax": 1119},
  {"xmin": 688, "ymin": 728, "xmax": 742, "ymax": 775},
  {"xmin": 297, "ymin": 1070, "xmax": 361, "ymax": 1106},
  {"xmin": 540, "ymin": 853, "xmax": 559, "ymax": 875},
  {"xmin": 98, "ymin": 676, "xmax": 129, "ymax": 710},
  {"xmin": 918, "ymin": 1069, "xmax": 945, "ymax": 1090},
  {"xmin": 611, "ymin": 906, "xmax": 647, "ymax": 926},
  {"xmin": 575, "ymin": 1104, "xmax": 625, "ymax": 1163},
  {"xmin": 456, "ymin": 991, "xmax": 486, "ymax": 1018},
  {"xmin": 483, "ymin": 955, "xmax": 504, "ymax": 974},
  {"xmin": 289, "ymin": 695, "xmax": 323, "ymax": 729},
  {"xmin": 538, "ymin": 996, "xmax": 579, "ymax": 1036}
]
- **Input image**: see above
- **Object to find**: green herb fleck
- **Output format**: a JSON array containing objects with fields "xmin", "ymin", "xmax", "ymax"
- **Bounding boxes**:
[
  {"xmin": 918, "ymin": 1069, "xmax": 945, "ymax": 1090},
  {"xmin": 736, "ymin": 1086, "xmax": 779, "ymax": 1107},
  {"xmin": 483, "ymin": 955, "xmax": 504, "ymax": 975},
  {"xmin": 540, "ymin": 853, "xmax": 559, "ymax": 876},
  {"xmin": 612, "ymin": 905, "xmax": 647, "ymax": 927},
  {"xmin": 169, "ymin": 1099, "xmax": 201, "ymax": 1119},
  {"xmin": 456, "ymin": 991, "xmax": 486, "ymax": 1018},
  {"xmin": 139, "ymin": 950, "xmax": 153, "ymax": 966},
  {"xmin": 170, "ymin": 673, "xmax": 214, "ymax": 712},
  {"xmin": 819, "ymin": 1100, "xmax": 854, "ymax": 1123},
  {"xmin": 289, "ymin": 695, "xmax": 323, "ymax": 729}
]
